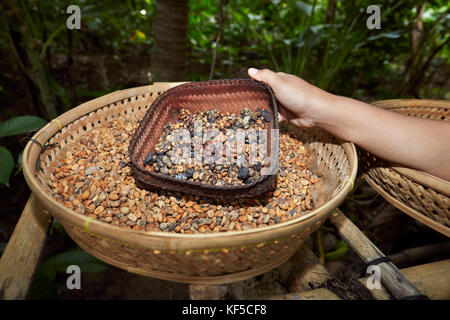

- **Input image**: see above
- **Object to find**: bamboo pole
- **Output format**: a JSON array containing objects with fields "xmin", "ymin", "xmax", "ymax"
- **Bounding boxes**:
[
  {"xmin": 0, "ymin": 194, "xmax": 52, "ymax": 300},
  {"xmin": 329, "ymin": 209, "xmax": 427, "ymax": 300},
  {"xmin": 388, "ymin": 241, "xmax": 450, "ymax": 268}
]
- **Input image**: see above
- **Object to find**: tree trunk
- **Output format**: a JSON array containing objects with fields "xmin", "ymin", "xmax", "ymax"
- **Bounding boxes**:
[
  {"xmin": 316, "ymin": 0, "xmax": 336, "ymax": 67},
  {"xmin": 401, "ymin": 3, "xmax": 426, "ymax": 95},
  {"xmin": 153, "ymin": 0, "xmax": 189, "ymax": 81},
  {"xmin": 209, "ymin": 0, "xmax": 225, "ymax": 80},
  {"xmin": 66, "ymin": 0, "xmax": 78, "ymax": 108},
  {"xmin": 4, "ymin": 0, "xmax": 58, "ymax": 119}
]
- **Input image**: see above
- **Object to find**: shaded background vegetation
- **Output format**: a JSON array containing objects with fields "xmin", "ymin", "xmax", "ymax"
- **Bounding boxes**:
[{"xmin": 0, "ymin": 0, "xmax": 448, "ymax": 299}]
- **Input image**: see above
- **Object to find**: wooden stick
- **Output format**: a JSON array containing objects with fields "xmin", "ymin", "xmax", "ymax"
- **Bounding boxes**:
[
  {"xmin": 388, "ymin": 241, "xmax": 450, "ymax": 268},
  {"xmin": 270, "ymin": 259, "xmax": 450, "ymax": 300},
  {"xmin": 0, "ymin": 194, "xmax": 52, "ymax": 300},
  {"xmin": 329, "ymin": 209, "xmax": 426, "ymax": 300}
]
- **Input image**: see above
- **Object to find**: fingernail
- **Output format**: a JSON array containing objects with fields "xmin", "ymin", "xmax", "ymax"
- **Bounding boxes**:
[{"xmin": 248, "ymin": 68, "xmax": 258, "ymax": 75}]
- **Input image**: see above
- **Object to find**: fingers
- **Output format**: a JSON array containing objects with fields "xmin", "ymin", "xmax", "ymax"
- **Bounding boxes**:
[
  {"xmin": 248, "ymin": 68, "xmax": 279, "ymax": 87},
  {"xmin": 278, "ymin": 105, "xmax": 296, "ymax": 122}
]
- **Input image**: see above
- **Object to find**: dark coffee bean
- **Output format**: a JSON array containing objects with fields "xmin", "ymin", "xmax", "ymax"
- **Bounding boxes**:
[
  {"xmin": 252, "ymin": 161, "xmax": 261, "ymax": 172},
  {"xmin": 261, "ymin": 110, "xmax": 271, "ymax": 122},
  {"xmin": 144, "ymin": 152, "xmax": 156, "ymax": 166},
  {"xmin": 238, "ymin": 166, "xmax": 250, "ymax": 181},
  {"xmin": 168, "ymin": 222, "xmax": 177, "ymax": 232},
  {"xmin": 184, "ymin": 168, "xmax": 194, "ymax": 179}
]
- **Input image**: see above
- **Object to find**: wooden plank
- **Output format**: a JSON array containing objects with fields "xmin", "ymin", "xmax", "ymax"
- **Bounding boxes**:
[
  {"xmin": 329, "ymin": 209, "xmax": 426, "ymax": 300},
  {"xmin": 270, "ymin": 259, "xmax": 450, "ymax": 300},
  {"xmin": 271, "ymin": 288, "xmax": 340, "ymax": 300},
  {"xmin": 0, "ymin": 194, "xmax": 52, "ymax": 300}
]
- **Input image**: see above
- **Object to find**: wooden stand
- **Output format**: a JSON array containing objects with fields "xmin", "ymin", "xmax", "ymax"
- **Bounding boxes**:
[{"xmin": 0, "ymin": 194, "xmax": 449, "ymax": 300}]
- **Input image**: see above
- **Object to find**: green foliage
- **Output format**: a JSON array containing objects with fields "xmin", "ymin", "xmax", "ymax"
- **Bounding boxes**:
[
  {"xmin": 324, "ymin": 239, "xmax": 349, "ymax": 260},
  {"xmin": 0, "ymin": 116, "xmax": 47, "ymax": 186},
  {"xmin": 43, "ymin": 250, "xmax": 108, "ymax": 273},
  {"xmin": 187, "ymin": 0, "xmax": 448, "ymax": 97},
  {"xmin": 0, "ymin": 146, "xmax": 14, "ymax": 187},
  {"xmin": 0, "ymin": 116, "xmax": 47, "ymax": 138},
  {"xmin": 29, "ymin": 250, "xmax": 108, "ymax": 300}
]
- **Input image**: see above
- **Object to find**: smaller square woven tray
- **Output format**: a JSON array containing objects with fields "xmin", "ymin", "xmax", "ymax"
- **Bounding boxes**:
[{"xmin": 129, "ymin": 79, "xmax": 279, "ymax": 198}]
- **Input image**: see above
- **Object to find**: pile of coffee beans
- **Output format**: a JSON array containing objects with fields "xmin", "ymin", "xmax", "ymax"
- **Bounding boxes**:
[
  {"xmin": 48, "ymin": 115, "xmax": 321, "ymax": 233},
  {"xmin": 143, "ymin": 108, "xmax": 272, "ymax": 186}
]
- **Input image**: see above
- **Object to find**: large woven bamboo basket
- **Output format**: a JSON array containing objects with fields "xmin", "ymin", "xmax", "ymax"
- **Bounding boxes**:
[
  {"xmin": 22, "ymin": 83, "xmax": 357, "ymax": 284},
  {"xmin": 360, "ymin": 99, "xmax": 450, "ymax": 237}
]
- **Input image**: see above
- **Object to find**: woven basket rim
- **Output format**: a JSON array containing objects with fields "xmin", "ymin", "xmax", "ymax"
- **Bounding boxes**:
[
  {"xmin": 22, "ymin": 83, "xmax": 358, "ymax": 251},
  {"xmin": 128, "ymin": 79, "xmax": 279, "ymax": 196},
  {"xmin": 370, "ymin": 99, "xmax": 450, "ymax": 193},
  {"xmin": 364, "ymin": 174, "xmax": 450, "ymax": 237}
]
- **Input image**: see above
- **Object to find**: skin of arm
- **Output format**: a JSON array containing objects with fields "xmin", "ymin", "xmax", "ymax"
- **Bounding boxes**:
[{"xmin": 248, "ymin": 68, "xmax": 450, "ymax": 181}]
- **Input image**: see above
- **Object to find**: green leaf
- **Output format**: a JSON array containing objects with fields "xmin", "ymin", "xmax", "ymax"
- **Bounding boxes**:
[
  {"xmin": 0, "ymin": 146, "xmax": 14, "ymax": 187},
  {"xmin": 295, "ymin": 1, "xmax": 313, "ymax": 16},
  {"xmin": 28, "ymin": 266, "xmax": 58, "ymax": 300},
  {"xmin": 0, "ymin": 116, "xmax": 47, "ymax": 138},
  {"xmin": 367, "ymin": 30, "xmax": 402, "ymax": 41},
  {"xmin": 45, "ymin": 250, "xmax": 108, "ymax": 273},
  {"xmin": 325, "ymin": 240, "xmax": 349, "ymax": 261}
]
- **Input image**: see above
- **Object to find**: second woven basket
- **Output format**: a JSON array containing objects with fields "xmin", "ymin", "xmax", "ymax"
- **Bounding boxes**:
[{"xmin": 359, "ymin": 99, "xmax": 450, "ymax": 237}]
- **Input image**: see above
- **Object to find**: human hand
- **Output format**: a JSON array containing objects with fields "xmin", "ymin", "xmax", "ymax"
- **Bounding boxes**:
[{"xmin": 248, "ymin": 68, "xmax": 333, "ymax": 128}]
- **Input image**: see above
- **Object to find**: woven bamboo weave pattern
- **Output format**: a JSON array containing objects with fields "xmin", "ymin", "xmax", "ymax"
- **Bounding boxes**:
[{"xmin": 360, "ymin": 99, "xmax": 450, "ymax": 237}]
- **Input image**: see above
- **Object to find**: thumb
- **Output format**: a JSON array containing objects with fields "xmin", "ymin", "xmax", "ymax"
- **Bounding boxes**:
[{"xmin": 248, "ymin": 68, "xmax": 278, "ymax": 87}]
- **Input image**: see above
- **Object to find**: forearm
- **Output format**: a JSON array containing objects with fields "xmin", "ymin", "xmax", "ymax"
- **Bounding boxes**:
[{"xmin": 316, "ymin": 94, "xmax": 450, "ymax": 180}]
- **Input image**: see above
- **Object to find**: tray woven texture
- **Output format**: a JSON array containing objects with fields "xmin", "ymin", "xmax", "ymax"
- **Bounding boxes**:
[
  {"xmin": 22, "ymin": 83, "xmax": 357, "ymax": 284},
  {"xmin": 359, "ymin": 99, "xmax": 450, "ymax": 237},
  {"xmin": 129, "ymin": 79, "xmax": 279, "ymax": 198}
]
